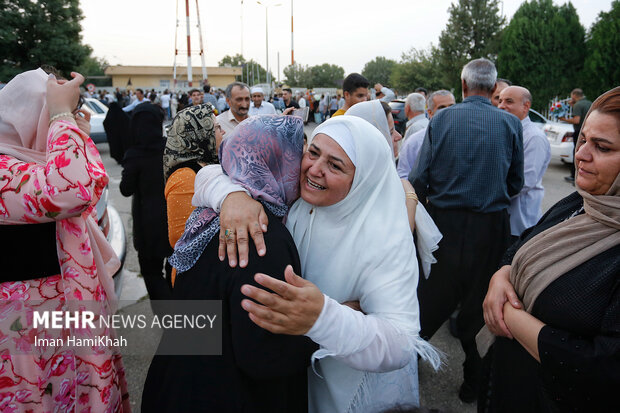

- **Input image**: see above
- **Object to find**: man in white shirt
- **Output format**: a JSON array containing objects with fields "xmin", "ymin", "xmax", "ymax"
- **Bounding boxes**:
[
  {"xmin": 403, "ymin": 93, "xmax": 428, "ymax": 142},
  {"xmin": 374, "ymin": 83, "xmax": 395, "ymax": 102},
  {"xmin": 160, "ymin": 89, "xmax": 171, "ymax": 119},
  {"xmin": 217, "ymin": 82, "xmax": 250, "ymax": 136},
  {"xmin": 122, "ymin": 88, "xmax": 150, "ymax": 112},
  {"xmin": 498, "ymin": 85, "xmax": 551, "ymax": 237},
  {"xmin": 249, "ymin": 86, "xmax": 276, "ymax": 115},
  {"xmin": 296, "ymin": 91, "xmax": 307, "ymax": 108},
  {"xmin": 398, "ymin": 90, "xmax": 455, "ymax": 179}
]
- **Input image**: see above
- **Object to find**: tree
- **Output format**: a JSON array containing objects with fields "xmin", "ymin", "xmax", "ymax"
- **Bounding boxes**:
[
  {"xmin": 218, "ymin": 54, "xmax": 272, "ymax": 86},
  {"xmin": 362, "ymin": 57, "xmax": 397, "ymax": 86},
  {"xmin": 497, "ymin": 0, "xmax": 586, "ymax": 111},
  {"xmin": 309, "ymin": 64, "xmax": 345, "ymax": 88},
  {"xmin": 0, "ymin": 0, "xmax": 91, "ymax": 81},
  {"xmin": 390, "ymin": 47, "xmax": 446, "ymax": 93},
  {"xmin": 75, "ymin": 55, "xmax": 110, "ymax": 86},
  {"xmin": 283, "ymin": 63, "xmax": 313, "ymax": 88},
  {"xmin": 437, "ymin": 0, "xmax": 505, "ymax": 97},
  {"xmin": 582, "ymin": 1, "xmax": 620, "ymax": 99}
]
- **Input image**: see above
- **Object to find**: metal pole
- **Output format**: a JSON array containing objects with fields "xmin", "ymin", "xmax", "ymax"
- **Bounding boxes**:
[
  {"xmin": 277, "ymin": 51, "xmax": 280, "ymax": 83},
  {"xmin": 195, "ymin": 0, "xmax": 208, "ymax": 84},
  {"xmin": 291, "ymin": 0, "xmax": 294, "ymax": 65},
  {"xmin": 173, "ymin": 0, "xmax": 179, "ymax": 89},
  {"xmin": 241, "ymin": 0, "xmax": 244, "ymax": 56},
  {"xmin": 185, "ymin": 0, "xmax": 192, "ymax": 86},
  {"xmin": 265, "ymin": 7, "xmax": 270, "ymax": 87}
]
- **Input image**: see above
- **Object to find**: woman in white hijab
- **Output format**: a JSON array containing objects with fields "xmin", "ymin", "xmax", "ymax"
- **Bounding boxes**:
[{"xmin": 196, "ymin": 116, "xmax": 440, "ymax": 412}]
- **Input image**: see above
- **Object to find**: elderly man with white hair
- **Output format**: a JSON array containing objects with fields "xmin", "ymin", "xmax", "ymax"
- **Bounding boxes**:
[
  {"xmin": 249, "ymin": 86, "xmax": 276, "ymax": 116},
  {"xmin": 498, "ymin": 85, "xmax": 551, "ymax": 238},
  {"xmin": 403, "ymin": 92, "xmax": 428, "ymax": 141},
  {"xmin": 409, "ymin": 58, "xmax": 524, "ymax": 403},
  {"xmin": 397, "ymin": 90, "xmax": 455, "ymax": 179}
]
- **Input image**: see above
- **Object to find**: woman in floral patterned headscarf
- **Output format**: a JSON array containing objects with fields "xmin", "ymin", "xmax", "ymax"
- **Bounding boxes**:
[{"xmin": 142, "ymin": 115, "xmax": 317, "ymax": 412}]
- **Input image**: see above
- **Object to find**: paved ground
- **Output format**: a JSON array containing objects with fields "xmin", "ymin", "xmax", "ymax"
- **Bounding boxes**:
[{"xmin": 97, "ymin": 123, "xmax": 575, "ymax": 412}]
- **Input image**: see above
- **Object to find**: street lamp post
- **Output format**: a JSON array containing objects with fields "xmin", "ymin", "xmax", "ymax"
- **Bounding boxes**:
[{"xmin": 257, "ymin": 1, "xmax": 281, "ymax": 89}]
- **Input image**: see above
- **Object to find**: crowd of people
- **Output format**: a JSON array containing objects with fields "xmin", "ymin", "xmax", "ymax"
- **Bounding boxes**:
[{"xmin": 0, "ymin": 56, "xmax": 618, "ymax": 413}]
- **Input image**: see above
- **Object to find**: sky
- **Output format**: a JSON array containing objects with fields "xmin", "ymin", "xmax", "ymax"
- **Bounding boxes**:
[{"xmin": 80, "ymin": 0, "xmax": 614, "ymax": 80}]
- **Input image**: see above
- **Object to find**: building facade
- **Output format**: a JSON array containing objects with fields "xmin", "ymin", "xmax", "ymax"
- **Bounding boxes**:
[{"xmin": 104, "ymin": 65, "xmax": 242, "ymax": 90}]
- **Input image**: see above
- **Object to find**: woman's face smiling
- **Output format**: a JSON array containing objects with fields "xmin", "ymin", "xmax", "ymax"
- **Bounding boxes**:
[
  {"xmin": 575, "ymin": 110, "xmax": 620, "ymax": 195},
  {"xmin": 300, "ymin": 133, "xmax": 355, "ymax": 206}
]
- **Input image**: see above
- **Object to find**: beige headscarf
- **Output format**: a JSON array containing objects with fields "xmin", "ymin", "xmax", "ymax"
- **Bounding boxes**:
[
  {"xmin": 0, "ymin": 68, "xmax": 50, "ymax": 164},
  {"xmin": 477, "ymin": 105, "xmax": 620, "ymax": 357}
]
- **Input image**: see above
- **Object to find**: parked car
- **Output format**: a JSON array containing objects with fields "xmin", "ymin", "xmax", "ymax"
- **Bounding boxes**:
[
  {"xmin": 95, "ymin": 186, "xmax": 126, "ymax": 298},
  {"xmin": 543, "ymin": 120, "xmax": 575, "ymax": 164},
  {"xmin": 389, "ymin": 100, "xmax": 407, "ymax": 136},
  {"xmin": 528, "ymin": 108, "xmax": 548, "ymax": 129},
  {"xmin": 83, "ymin": 98, "xmax": 108, "ymax": 143}
]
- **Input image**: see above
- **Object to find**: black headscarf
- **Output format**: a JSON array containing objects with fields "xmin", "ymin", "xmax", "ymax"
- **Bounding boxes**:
[{"xmin": 103, "ymin": 102, "xmax": 130, "ymax": 163}]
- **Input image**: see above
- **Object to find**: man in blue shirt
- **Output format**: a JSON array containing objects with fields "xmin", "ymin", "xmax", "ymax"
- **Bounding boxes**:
[
  {"xmin": 498, "ymin": 85, "xmax": 550, "ymax": 239},
  {"xmin": 409, "ymin": 58, "xmax": 524, "ymax": 403}
]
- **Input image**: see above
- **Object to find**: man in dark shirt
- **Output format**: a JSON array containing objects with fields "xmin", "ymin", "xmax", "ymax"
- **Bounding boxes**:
[
  {"xmin": 560, "ymin": 88, "xmax": 592, "ymax": 182},
  {"xmin": 409, "ymin": 57, "xmax": 524, "ymax": 403},
  {"xmin": 282, "ymin": 88, "xmax": 300, "ymax": 110}
]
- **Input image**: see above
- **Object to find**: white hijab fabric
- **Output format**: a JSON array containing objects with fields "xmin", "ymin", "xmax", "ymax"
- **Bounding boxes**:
[
  {"xmin": 345, "ymin": 100, "xmax": 442, "ymax": 279},
  {"xmin": 287, "ymin": 116, "xmax": 429, "ymax": 412},
  {"xmin": 344, "ymin": 100, "xmax": 393, "ymax": 159}
]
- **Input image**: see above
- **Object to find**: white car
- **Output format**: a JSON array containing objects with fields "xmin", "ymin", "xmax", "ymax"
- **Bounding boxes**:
[
  {"xmin": 95, "ymin": 186, "xmax": 126, "ymax": 298},
  {"xmin": 543, "ymin": 120, "xmax": 575, "ymax": 163},
  {"xmin": 83, "ymin": 98, "xmax": 109, "ymax": 143}
]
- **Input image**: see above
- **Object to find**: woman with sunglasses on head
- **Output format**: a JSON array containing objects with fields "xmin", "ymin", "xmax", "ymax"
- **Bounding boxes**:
[{"xmin": 0, "ymin": 68, "xmax": 130, "ymax": 411}]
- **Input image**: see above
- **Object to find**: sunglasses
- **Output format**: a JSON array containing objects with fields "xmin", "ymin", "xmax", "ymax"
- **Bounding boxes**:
[{"xmin": 73, "ymin": 95, "xmax": 85, "ymax": 115}]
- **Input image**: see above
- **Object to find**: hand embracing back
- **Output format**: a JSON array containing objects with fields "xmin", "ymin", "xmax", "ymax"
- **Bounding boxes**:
[
  {"xmin": 240, "ymin": 265, "xmax": 325, "ymax": 335},
  {"xmin": 218, "ymin": 192, "xmax": 269, "ymax": 268}
]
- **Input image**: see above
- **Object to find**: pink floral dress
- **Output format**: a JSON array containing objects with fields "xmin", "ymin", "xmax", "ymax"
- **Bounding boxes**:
[{"xmin": 0, "ymin": 120, "xmax": 130, "ymax": 412}]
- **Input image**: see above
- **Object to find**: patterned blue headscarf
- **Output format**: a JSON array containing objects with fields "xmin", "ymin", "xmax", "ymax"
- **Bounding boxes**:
[{"xmin": 169, "ymin": 115, "xmax": 304, "ymax": 272}]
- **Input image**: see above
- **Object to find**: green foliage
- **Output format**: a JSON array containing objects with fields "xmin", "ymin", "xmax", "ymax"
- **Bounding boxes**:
[
  {"xmin": 437, "ymin": 0, "xmax": 505, "ymax": 97},
  {"xmin": 362, "ymin": 57, "xmax": 397, "ymax": 86},
  {"xmin": 0, "ymin": 0, "xmax": 91, "ymax": 81},
  {"xmin": 497, "ymin": 0, "xmax": 585, "ymax": 111},
  {"xmin": 582, "ymin": 1, "xmax": 620, "ymax": 99},
  {"xmin": 310, "ymin": 63, "xmax": 345, "ymax": 88},
  {"xmin": 218, "ymin": 54, "xmax": 246, "ymax": 67},
  {"xmin": 219, "ymin": 54, "xmax": 273, "ymax": 85},
  {"xmin": 283, "ymin": 63, "xmax": 344, "ymax": 88},
  {"xmin": 76, "ymin": 55, "xmax": 110, "ymax": 86},
  {"xmin": 283, "ymin": 63, "xmax": 313, "ymax": 88},
  {"xmin": 390, "ymin": 47, "xmax": 446, "ymax": 93},
  {"xmin": 76, "ymin": 55, "xmax": 108, "ymax": 76}
]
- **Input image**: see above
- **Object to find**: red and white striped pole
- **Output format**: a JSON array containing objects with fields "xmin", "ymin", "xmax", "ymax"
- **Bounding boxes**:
[
  {"xmin": 195, "ymin": 0, "xmax": 208, "ymax": 84},
  {"xmin": 185, "ymin": 0, "xmax": 192, "ymax": 87}
]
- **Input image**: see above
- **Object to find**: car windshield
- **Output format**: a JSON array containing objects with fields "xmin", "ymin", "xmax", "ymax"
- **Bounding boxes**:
[{"xmin": 85, "ymin": 100, "xmax": 106, "ymax": 114}]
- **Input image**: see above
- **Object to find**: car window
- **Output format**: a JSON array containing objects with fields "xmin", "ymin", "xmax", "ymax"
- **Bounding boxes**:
[
  {"xmin": 85, "ymin": 100, "xmax": 106, "ymax": 114},
  {"xmin": 528, "ymin": 109, "xmax": 546, "ymax": 124}
]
